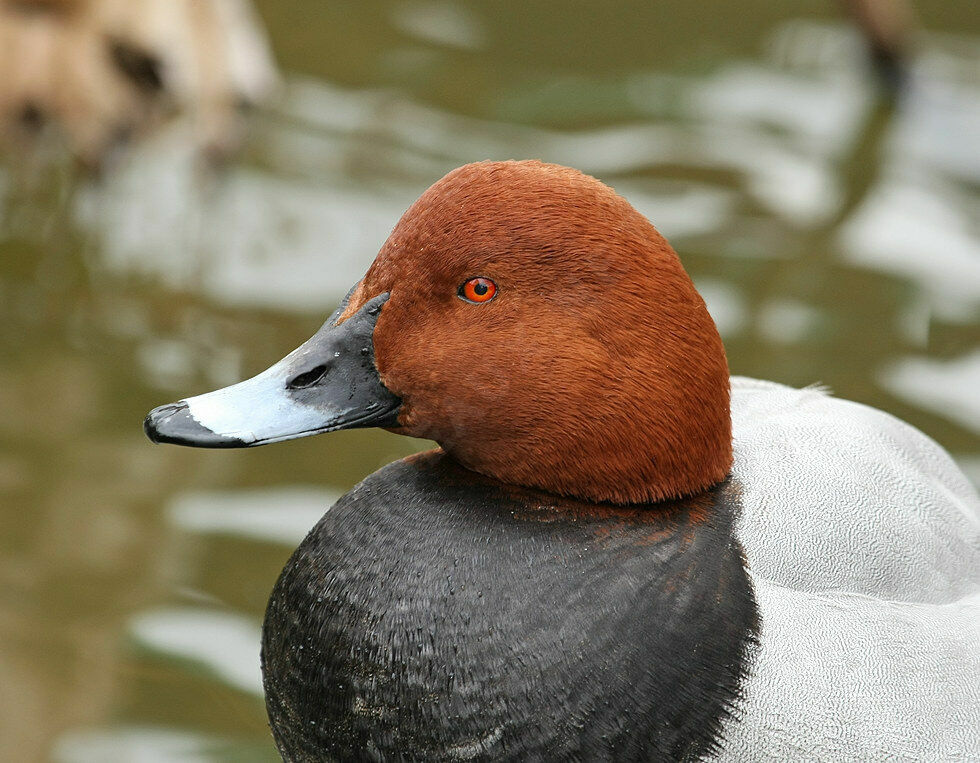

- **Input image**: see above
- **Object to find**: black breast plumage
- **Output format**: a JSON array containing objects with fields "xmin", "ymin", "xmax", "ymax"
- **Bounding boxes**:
[{"xmin": 262, "ymin": 452, "xmax": 758, "ymax": 762}]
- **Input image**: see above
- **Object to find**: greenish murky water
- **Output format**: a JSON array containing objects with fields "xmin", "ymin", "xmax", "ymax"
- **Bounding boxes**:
[{"xmin": 1, "ymin": 2, "xmax": 978, "ymax": 760}]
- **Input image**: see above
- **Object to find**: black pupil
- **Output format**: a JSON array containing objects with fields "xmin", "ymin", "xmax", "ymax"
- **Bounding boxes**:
[{"xmin": 473, "ymin": 281, "xmax": 488, "ymax": 296}]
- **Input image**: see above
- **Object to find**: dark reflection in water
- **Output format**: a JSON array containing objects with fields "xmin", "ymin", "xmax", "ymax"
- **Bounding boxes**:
[{"xmin": 1, "ymin": 3, "xmax": 978, "ymax": 760}]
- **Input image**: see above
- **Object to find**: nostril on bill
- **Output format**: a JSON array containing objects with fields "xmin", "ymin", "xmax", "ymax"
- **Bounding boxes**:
[{"xmin": 287, "ymin": 365, "xmax": 328, "ymax": 389}]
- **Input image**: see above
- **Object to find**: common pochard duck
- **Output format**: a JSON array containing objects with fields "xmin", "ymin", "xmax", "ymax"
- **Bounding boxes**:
[{"xmin": 145, "ymin": 161, "xmax": 980, "ymax": 761}]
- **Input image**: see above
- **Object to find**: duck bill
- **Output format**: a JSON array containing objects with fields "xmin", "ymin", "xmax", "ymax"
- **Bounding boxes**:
[{"xmin": 143, "ymin": 292, "xmax": 400, "ymax": 448}]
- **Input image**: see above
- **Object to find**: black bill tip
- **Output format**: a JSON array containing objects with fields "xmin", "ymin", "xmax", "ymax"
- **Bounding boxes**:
[{"xmin": 144, "ymin": 401, "xmax": 247, "ymax": 448}]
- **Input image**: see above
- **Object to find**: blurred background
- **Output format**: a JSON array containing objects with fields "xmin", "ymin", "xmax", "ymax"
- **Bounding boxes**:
[{"xmin": 0, "ymin": 0, "xmax": 977, "ymax": 760}]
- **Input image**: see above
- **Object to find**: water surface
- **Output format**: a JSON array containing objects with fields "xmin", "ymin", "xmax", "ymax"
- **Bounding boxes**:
[{"xmin": 1, "ymin": 2, "xmax": 978, "ymax": 760}]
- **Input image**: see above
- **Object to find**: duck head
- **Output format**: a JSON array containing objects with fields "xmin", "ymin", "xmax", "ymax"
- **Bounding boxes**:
[{"xmin": 145, "ymin": 160, "xmax": 731, "ymax": 503}]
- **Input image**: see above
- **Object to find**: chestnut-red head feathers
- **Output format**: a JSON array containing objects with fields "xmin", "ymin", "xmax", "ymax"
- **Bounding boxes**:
[{"xmin": 343, "ymin": 160, "xmax": 731, "ymax": 504}]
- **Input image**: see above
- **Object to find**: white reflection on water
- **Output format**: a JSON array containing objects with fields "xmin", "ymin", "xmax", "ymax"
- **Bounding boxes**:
[
  {"xmin": 899, "ymin": 57, "xmax": 980, "ymax": 183},
  {"xmin": 170, "ymin": 487, "xmax": 340, "ymax": 545},
  {"xmin": 685, "ymin": 63, "xmax": 865, "ymax": 153},
  {"xmin": 758, "ymin": 299, "xmax": 823, "ymax": 345},
  {"xmin": 74, "ymin": 125, "xmax": 416, "ymax": 311},
  {"xmin": 54, "ymin": 726, "xmax": 228, "ymax": 763},
  {"xmin": 130, "ymin": 609, "xmax": 263, "ymax": 695},
  {"xmin": 881, "ymin": 350, "xmax": 980, "ymax": 435},
  {"xmin": 137, "ymin": 338, "xmax": 198, "ymax": 390},
  {"xmin": 840, "ymin": 177, "xmax": 980, "ymax": 323},
  {"xmin": 611, "ymin": 181, "xmax": 736, "ymax": 240},
  {"xmin": 701, "ymin": 126, "xmax": 839, "ymax": 225},
  {"xmin": 391, "ymin": 2, "xmax": 486, "ymax": 50},
  {"xmin": 693, "ymin": 279, "xmax": 748, "ymax": 338}
]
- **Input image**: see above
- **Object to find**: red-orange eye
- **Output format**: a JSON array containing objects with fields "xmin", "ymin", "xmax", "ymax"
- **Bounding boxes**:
[{"xmin": 459, "ymin": 277, "xmax": 497, "ymax": 303}]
